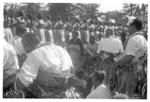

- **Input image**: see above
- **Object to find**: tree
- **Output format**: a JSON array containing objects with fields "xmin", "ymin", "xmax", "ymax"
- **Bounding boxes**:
[
  {"xmin": 46, "ymin": 3, "xmax": 100, "ymax": 21},
  {"xmin": 47, "ymin": 3, "xmax": 74, "ymax": 21},
  {"xmin": 123, "ymin": 3, "xmax": 137, "ymax": 16},
  {"xmin": 19, "ymin": 3, "xmax": 41, "ymax": 17},
  {"xmin": 71, "ymin": 3, "xmax": 100, "ymax": 20},
  {"xmin": 104, "ymin": 11, "xmax": 127, "ymax": 26}
]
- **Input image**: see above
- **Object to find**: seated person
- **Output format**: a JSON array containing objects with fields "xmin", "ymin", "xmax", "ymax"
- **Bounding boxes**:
[
  {"xmin": 83, "ymin": 36, "xmax": 98, "ymax": 71},
  {"xmin": 16, "ymin": 32, "xmax": 74, "ymax": 97},
  {"xmin": 67, "ymin": 31, "xmax": 85, "ymax": 72},
  {"xmin": 86, "ymin": 71, "xmax": 112, "ymax": 99}
]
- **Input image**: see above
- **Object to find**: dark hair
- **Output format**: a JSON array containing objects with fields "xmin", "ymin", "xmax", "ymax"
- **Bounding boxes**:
[
  {"xmin": 72, "ymin": 31, "xmax": 79, "ymax": 36},
  {"xmin": 27, "ymin": 14, "xmax": 32, "ymax": 20},
  {"xmin": 57, "ymin": 16, "xmax": 61, "ymax": 20},
  {"xmin": 93, "ymin": 71, "xmax": 105, "ymax": 82},
  {"xmin": 130, "ymin": 18, "xmax": 143, "ymax": 31},
  {"xmin": 22, "ymin": 33, "xmax": 40, "ymax": 52},
  {"xmin": 90, "ymin": 35, "xmax": 95, "ymax": 40},
  {"xmin": 46, "ymin": 15, "xmax": 51, "ymax": 20},
  {"xmin": 16, "ymin": 27, "xmax": 26, "ymax": 37},
  {"xmin": 66, "ymin": 17, "xmax": 70, "ymax": 22},
  {"xmin": 37, "ymin": 14, "xmax": 42, "ymax": 20},
  {"xmin": 17, "ymin": 11, "xmax": 24, "ymax": 17}
]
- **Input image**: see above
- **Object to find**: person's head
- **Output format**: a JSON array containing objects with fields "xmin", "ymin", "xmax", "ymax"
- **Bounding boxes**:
[
  {"xmin": 27, "ymin": 14, "xmax": 32, "ymax": 20},
  {"xmin": 89, "ymin": 36, "xmax": 95, "ymax": 44},
  {"xmin": 72, "ymin": 31, "xmax": 79, "ymax": 39},
  {"xmin": 46, "ymin": 15, "xmax": 51, "ymax": 20},
  {"xmin": 22, "ymin": 32, "xmax": 40, "ymax": 53},
  {"xmin": 17, "ymin": 11, "xmax": 24, "ymax": 18},
  {"xmin": 16, "ymin": 27, "xmax": 26, "ymax": 37},
  {"xmin": 37, "ymin": 14, "xmax": 42, "ymax": 20},
  {"xmin": 127, "ymin": 17, "xmax": 143, "ymax": 35},
  {"xmin": 97, "ymin": 32, "xmax": 103, "ymax": 41},
  {"xmin": 105, "ymin": 28, "xmax": 113, "ymax": 38},
  {"xmin": 92, "ymin": 71, "xmax": 105, "ymax": 88},
  {"xmin": 57, "ymin": 16, "xmax": 61, "ymax": 21}
]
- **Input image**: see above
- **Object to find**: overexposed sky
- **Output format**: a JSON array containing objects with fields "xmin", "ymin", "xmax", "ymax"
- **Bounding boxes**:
[{"xmin": 98, "ymin": 2, "xmax": 124, "ymax": 12}]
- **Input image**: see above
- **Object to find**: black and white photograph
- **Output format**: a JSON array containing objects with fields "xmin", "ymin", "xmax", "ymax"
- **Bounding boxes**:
[{"xmin": 3, "ymin": 1, "xmax": 148, "ymax": 99}]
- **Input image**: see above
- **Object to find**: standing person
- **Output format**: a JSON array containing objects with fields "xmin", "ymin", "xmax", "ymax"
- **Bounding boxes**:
[
  {"xmin": 53, "ymin": 16, "xmax": 65, "ymax": 47},
  {"xmin": 36, "ymin": 14, "xmax": 46, "ymax": 43},
  {"xmin": 45, "ymin": 15, "xmax": 54, "ymax": 43},
  {"xmin": 97, "ymin": 28, "xmax": 124, "ymax": 86},
  {"xmin": 26, "ymin": 14, "xmax": 34, "ymax": 33},
  {"xmin": 73, "ymin": 18, "xmax": 81, "ymax": 39},
  {"xmin": 68, "ymin": 31, "xmax": 85, "ymax": 73},
  {"xmin": 64, "ymin": 17, "xmax": 73, "ymax": 45},
  {"xmin": 80, "ymin": 20, "xmax": 89, "ymax": 45},
  {"xmin": 111, "ymin": 18, "xmax": 147, "ymax": 98},
  {"xmin": 83, "ymin": 36, "xmax": 98, "ymax": 72}
]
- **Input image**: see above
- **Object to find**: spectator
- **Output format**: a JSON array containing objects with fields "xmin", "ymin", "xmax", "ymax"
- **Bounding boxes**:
[{"xmin": 86, "ymin": 71, "xmax": 112, "ymax": 99}]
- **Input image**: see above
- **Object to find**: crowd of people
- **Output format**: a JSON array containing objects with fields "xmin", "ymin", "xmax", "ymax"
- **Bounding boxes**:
[{"xmin": 3, "ymin": 11, "xmax": 147, "ymax": 99}]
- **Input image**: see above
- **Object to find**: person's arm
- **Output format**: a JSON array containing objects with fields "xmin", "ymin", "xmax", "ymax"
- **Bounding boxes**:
[
  {"xmin": 116, "ymin": 55, "xmax": 134, "ymax": 67},
  {"xmin": 112, "ymin": 38, "xmax": 138, "ymax": 71},
  {"xmin": 16, "ymin": 53, "xmax": 39, "ymax": 89}
]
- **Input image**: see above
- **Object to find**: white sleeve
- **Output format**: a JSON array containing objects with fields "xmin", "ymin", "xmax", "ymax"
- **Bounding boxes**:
[
  {"xmin": 85, "ymin": 31, "xmax": 89, "ymax": 42},
  {"xmin": 97, "ymin": 41, "xmax": 102, "ymax": 53},
  {"xmin": 125, "ymin": 38, "xmax": 138, "ymax": 56},
  {"xmin": 60, "ymin": 30, "xmax": 65, "ymax": 42},
  {"xmin": 17, "ymin": 53, "xmax": 39, "ymax": 87},
  {"xmin": 3, "ymin": 44, "xmax": 19, "ymax": 76}
]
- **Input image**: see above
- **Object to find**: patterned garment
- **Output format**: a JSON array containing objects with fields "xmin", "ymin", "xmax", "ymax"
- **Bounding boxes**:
[
  {"xmin": 45, "ymin": 30, "xmax": 54, "ymax": 43},
  {"xmin": 53, "ymin": 29, "xmax": 66, "ymax": 46},
  {"xmin": 98, "ymin": 51, "xmax": 119, "ymax": 86},
  {"xmin": 98, "ymin": 61, "xmax": 113, "ymax": 86},
  {"xmin": 68, "ymin": 45, "xmax": 84, "ymax": 72}
]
